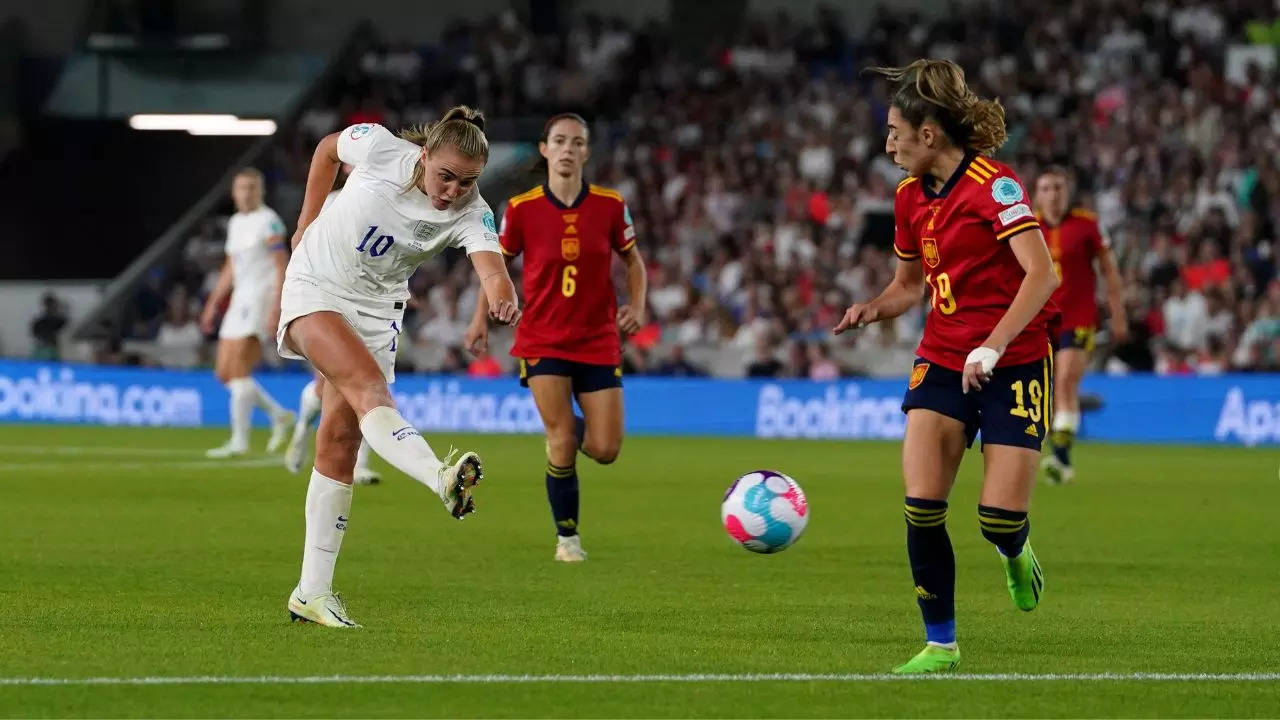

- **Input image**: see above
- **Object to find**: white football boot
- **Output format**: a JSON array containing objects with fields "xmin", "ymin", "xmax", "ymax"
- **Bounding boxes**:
[
  {"xmin": 266, "ymin": 410, "xmax": 297, "ymax": 454},
  {"xmin": 205, "ymin": 441, "xmax": 248, "ymax": 459},
  {"xmin": 287, "ymin": 586, "xmax": 361, "ymax": 628},
  {"xmin": 1040, "ymin": 455, "xmax": 1076, "ymax": 485},
  {"xmin": 554, "ymin": 534, "xmax": 588, "ymax": 563},
  {"xmin": 438, "ymin": 449, "xmax": 483, "ymax": 519}
]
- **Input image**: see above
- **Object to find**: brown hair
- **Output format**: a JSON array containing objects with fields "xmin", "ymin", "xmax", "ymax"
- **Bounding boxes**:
[
  {"xmin": 534, "ymin": 112, "xmax": 589, "ymax": 176},
  {"xmin": 866, "ymin": 59, "xmax": 1007, "ymax": 155},
  {"xmin": 234, "ymin": 167, "xmax": 264, "ymax": 184},
  {"xmin": 399, "ymin": 105, "xmax": 489, "ymax": 193}
]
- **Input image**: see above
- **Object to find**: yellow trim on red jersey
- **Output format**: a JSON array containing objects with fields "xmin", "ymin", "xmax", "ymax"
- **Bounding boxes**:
[
  {"xmin": 896, "ymin": 176, "xmax": 919, "ymax": 194},
  {"xmin": 616, "ymin": 238, "xmax": 637, "ymax": 253},
  {"xmin": 973, "ymin": 156, "xmax": 998, "ymax": 175},
  {"xmin": 893, "ymin": 245, "xmax": 921, "ymax": 260},
  {"xmin": 588, "ymin": 184, "xmax": 624, "ymax": 202},
  {"xmin": 964, "ymin": 169, "xmax": 987, "ymax": 185},
  {"xmin": 969, "ymin": 162, "xmax": 993, "ymax": 180},
  {"xmin": 1069, "ymin": 208, "xmax": 1098, "ymax": 221},
  {"xmin": 996, "ymin": 220, "xmax": 1040, "ymax": 241},
  {"xmin": 507, "ymin": 186, "xmax": 545, "ymax": 209},
  {"xmin": 500, "ymin": 244, "xmax": 518, "ymax": 257}
]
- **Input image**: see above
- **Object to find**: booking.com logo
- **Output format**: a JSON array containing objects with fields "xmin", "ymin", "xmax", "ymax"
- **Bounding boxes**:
[
  {"xmin": 0, "ymin": 367, "xmax": 202, "ymax": 426},
  {"xmin": 755, "ymin": 383, "xmax": 905, "ymax": 439}
]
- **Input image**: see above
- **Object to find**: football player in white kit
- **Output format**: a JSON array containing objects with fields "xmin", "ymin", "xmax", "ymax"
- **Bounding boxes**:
[
  {"xmin": 280, "ymin": 106, "xmax": 520, "ymax": 627},
  {"xmin": 282, "ymin": 165, "xmax": 381, "ymax": 486},
  {"xmin": 200, "ymin": 168, "xmax": 296, "ymax": 459}
]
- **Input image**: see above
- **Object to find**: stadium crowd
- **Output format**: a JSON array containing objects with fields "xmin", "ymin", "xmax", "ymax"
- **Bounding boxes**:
[{"xmin": 90, "ymin": 0, "xmax": 1280, "ymax": 378}]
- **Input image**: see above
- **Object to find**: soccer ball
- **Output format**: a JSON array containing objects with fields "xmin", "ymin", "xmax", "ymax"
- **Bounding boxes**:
[{"xmin": 721, "ymin": 470, "xmax": 808, "ymax": 553}]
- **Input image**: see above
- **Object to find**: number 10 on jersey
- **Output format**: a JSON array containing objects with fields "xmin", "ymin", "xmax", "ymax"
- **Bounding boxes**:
[{"xmin": 357, "ymin": 226, "xmax": 395, "ymax": 257}]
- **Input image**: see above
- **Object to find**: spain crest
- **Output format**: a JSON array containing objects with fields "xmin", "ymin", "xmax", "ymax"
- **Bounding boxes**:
[
  {"xmin": 561, "ymin": 237, "xmax": 580, "ymax": 261},
  {"xmin": 908, "ymin": 362, "xmax": 930, "ymax": 390},
  {"xmin": 922, "ymin": 237, "xmax": 940, "ymax": 268}
]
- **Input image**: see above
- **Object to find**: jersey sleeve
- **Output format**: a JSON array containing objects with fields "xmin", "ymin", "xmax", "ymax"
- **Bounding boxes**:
[
  {"xmin": 498, "ymin": 201, "xmax": 522, "ymax": 257},
  {"xmin": 336, "ymin": 123, "xmax": 399, "ymax": 168},
  {"xmin": 261, "ymin": 209, "xmax": 286, "ymax": 248},
  {"xmin": 452, "ymin": 205, "xmax": 502, "ymax": 256},
  {"xmin": 984, "ymin": 172, "xmax": 1040, "ymax": 242},
  {"xmin": 613, "ymin": 200, "xmax": 637, "ymax": 253},
  {"xmin": 892, "ymin": 186, "xmax": 921, "ymax": 261}
]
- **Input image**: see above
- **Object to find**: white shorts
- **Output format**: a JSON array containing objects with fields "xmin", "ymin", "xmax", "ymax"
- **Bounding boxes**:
[
  {"xmin": 276, "ymin": 278, "xmax": 404, "ymax": 383},
  {"xmin": 219, "ymin": 290, "xmax": 272, "ymax": 342}
]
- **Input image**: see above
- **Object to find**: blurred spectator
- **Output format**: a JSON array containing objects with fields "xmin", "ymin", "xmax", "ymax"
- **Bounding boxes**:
[
  {"xmin": 153, "ymin": 286, "xmax": 204, "ymax": 369},
  {"xmin": 467, "ymin": 351, "xmax": 503, "ymax": 378},
  {"xmin": 652, "ymin": 344, "xmax": 704, "ymax": 377},
  {"xmin": 1163, "ymin": 279, "xmax": 1209, "ymax": 352},
  {"xmin": 745, "ymin": 336, "xmax": 783, "ymax": 378},
  {"xmin": 808, "ymin": 342, "xmax": 840, "ymax": 380},
  {"xmin": 30, "ymin": 292, "xmax": 67, "ymax": 361}
]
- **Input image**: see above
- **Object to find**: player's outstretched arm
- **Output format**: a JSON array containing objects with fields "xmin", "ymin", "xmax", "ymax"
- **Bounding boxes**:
[
  {"xmin": 834, "ymin": 257, "xmax": 924, "ymax": 334},
  {"xmin": 1098, "ymin": 246, "xmax": 1129, "ymax": 344},
  {"xmin": 292, "ymin": 132, "xmax": 342, "ymax": 250},
  {"xmin": 465, "ymin": 253, "xmax": 515, "ymax": 356},
  {"xmin": 617, "ymin": 246, "xmax": 648, "ymax": 335},
  {"xmin": 472, "ymin": 250, "xmax": 521, "ymax": 327}
]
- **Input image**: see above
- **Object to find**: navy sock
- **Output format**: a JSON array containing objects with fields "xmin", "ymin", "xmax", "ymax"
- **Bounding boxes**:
[
  {"xmin": 904, "ymin": 497, "xmax": 956, "ymax": 645},
  {"xmin": 1050, "ymin": 429, "xmax": 1073, "ymax": 466},
  {"xmin": 978, "ymin": 505, "xmax": 1030, "ymax": 557},
  {"xmin": 546, "ymin": 462, "xmax": 579, "ymax": 537}
]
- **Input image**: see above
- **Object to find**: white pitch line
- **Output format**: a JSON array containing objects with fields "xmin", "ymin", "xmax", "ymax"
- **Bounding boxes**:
[
  {"xmin": 0, "ymin": 458, "xmax": 283, "ymax": 472},
  {"xmin": 2, "ymin": 672, "xmax": 1278, "ymax": 687},
  {"xmin": 0, "ymin": 445, "xmax": 205, "ymax": 456}
]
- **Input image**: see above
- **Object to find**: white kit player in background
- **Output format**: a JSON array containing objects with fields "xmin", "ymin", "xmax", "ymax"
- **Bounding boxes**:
[
  {"xmin": 200, "ymin": 168, "xmax": 296, "ymax": 458},
  {"xmin": 279, "ymin": 106, "xmax": 521, "ymax": 627},
  {"xmin": 283, "ymin": 164, "xmax": 381, "ymax": 486}
]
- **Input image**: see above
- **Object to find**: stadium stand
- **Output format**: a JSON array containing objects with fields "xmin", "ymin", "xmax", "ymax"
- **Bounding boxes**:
[{"xmin": 79, "ymin": 1, "xmax": 1280, "ymax": 378}]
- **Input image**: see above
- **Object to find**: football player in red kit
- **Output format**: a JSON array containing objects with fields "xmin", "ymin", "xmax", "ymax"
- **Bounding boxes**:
[
  {"xmin": 835, "ymin": 59, "xmax": 1059, "ymax": 673},
  {"xmin": 1034, "ymin": 168, "xmax": 1127, "ymax": 485},
  {"xmin": 467, "ymin": 113, "xmax": 646, "ymax": 563}
]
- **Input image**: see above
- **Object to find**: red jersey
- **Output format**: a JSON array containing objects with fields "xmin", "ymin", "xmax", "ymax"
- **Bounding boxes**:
[
  {"xmin": 1042, "ymin": 208, "xmax": 1107, "ymax": 330},
  {"xmin": 893, "ymin": 152, "xmax": 1052, "ymax": 371},
  {"xmin": 500, "ymin": 182, "xmax": 637, "ymax": 365}
]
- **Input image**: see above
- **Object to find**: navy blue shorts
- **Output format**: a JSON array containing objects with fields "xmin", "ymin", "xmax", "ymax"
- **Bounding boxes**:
[
  {"xmin": 902, "ymin": 356, "xmax": 1052, "ymax": 450},
  {"xmin": 1055, "ymin": 326, "xmax": 1096, "ymax": 353},
  {"xmin": 518, "ymin": 356, "xmax": 622, "ymax": 394}
]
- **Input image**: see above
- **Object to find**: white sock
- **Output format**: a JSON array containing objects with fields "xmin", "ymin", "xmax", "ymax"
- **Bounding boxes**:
[
  {"xmin": 299, "ymin": 380, "xmax": 322, "ymax": 427},
  {"xmin": 927, "ymin": 640, "xmax": 959, "ymax": 651},
  {"xmin": 355, "ymin": 438, "xmax": 371, "ymax": 471},
  {"xmin": 251, "ymin": 378, "xmax": 288, "ymax": 419},
  {"xmin": 299, "ymin": 469, "xmax": 352, "ymax": 596},
  {"xmin": 1052, "ymin": 410, "xmax": 1080, "ymax": 434},
  {"xmin": 227, "ymin": 377, "xmax": 254, "ymax": 449},
  {"xmin": 358, "ymin": 406, "xmax": 443, "ymax": 494}
]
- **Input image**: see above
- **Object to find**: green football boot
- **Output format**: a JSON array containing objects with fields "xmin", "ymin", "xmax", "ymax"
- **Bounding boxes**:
[
  {"xmin": 891, "ymin": 644, "xmax": 961, "ymax": 674},
  {"xmin": 1001, "ymin": 542, "xmax": 1044, "ymax": 611}
]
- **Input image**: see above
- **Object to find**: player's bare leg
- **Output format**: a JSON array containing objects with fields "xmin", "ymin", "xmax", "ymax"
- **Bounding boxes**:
[
  {"xmin": 1044, "ymin": 348, "xmax": 1085, "ymax": 484},
  {"xmin": 893, "ymin": 409, "xmax": 966, "ymax": 673},
  {"xmin": 208, "ymin": 337, "xmax": 293, "ymax": 458},
  {"xmin": 981, "ymin": 444, "xmax": 1043, "ymax": 612},
  {"xmin": 577, "ymin": 387, "xmax": 624, "ymax": 465},
  {"xmin": 285, "ymin": 312, "xmax": 478, "ymax": 517},
  {"xmin": 529, "ymin": 376, "xmax": 586, "ymax": 561}
]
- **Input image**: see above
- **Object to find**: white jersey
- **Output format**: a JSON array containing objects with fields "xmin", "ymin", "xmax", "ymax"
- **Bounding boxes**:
[
  {"xmin": 286, "ymin": 123, "xmax": 500, "ymax": 317},
  {"xmin": 226, "ymin": 205, "xmax": 286, "ymax": 297}
]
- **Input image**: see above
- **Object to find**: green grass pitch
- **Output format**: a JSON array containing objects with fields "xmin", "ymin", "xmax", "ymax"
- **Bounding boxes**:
[{"xmin": 2, "ymin": 424, "xmax": 1278, "ymax": 717}]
